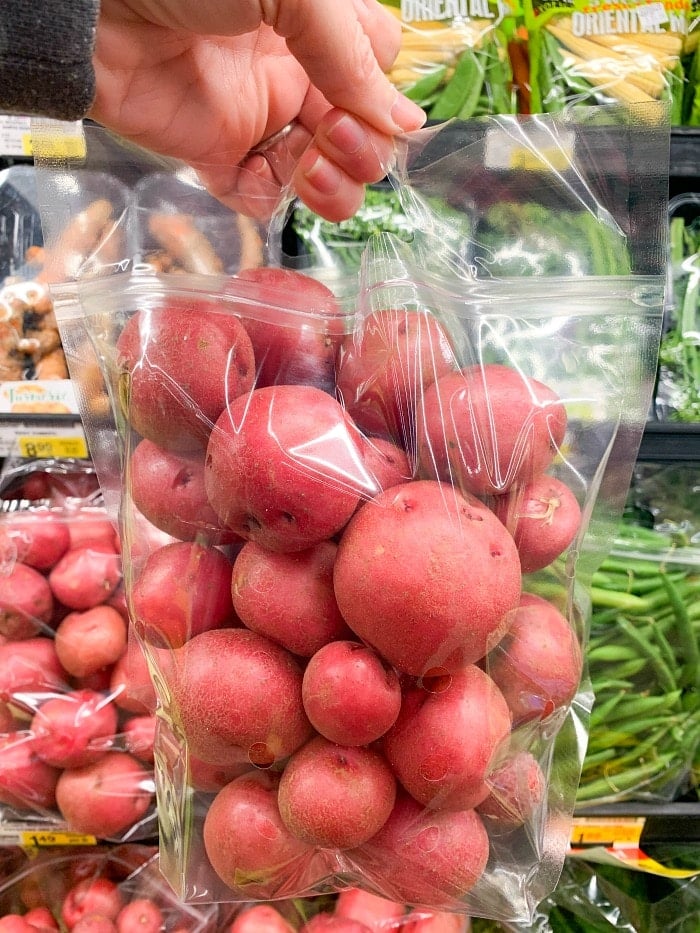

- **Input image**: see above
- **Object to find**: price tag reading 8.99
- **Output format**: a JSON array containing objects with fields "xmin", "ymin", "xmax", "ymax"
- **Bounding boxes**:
[{"xmin": 17, "ymin": 435, "xmax": 89, "ymax": 459}]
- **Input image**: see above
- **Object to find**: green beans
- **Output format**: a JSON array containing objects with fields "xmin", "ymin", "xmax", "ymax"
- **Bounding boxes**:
[{"xmin": 578, "ymin": 522, "xmax": 700, "ymax": 805}]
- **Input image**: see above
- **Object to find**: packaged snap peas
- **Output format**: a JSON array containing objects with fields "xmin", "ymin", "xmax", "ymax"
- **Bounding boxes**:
[
  {"xmin": 380, "ymin": 1, "xmax": 517, "ymax": 119},
  {"xmin": 524, "ymin": 0, "xmax": 691, "ymax": 122}
]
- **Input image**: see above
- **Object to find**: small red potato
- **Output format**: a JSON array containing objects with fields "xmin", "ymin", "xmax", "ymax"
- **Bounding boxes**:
[
  {"xmin": 493, "ymin": 473, "xmax": 582, "ymax": 574},
  {"xmin": 228, "ymin": 905, "xmax": 296, "ymax": 933},
  {"xmin": 121, "ymin": 714, "xmax": 157, "ymax": 763},
  {"xmin": 0, "ymin": 638, "xmax": 67, "ymax": 704},
  {"xmin": 61, "ymin": 876, "xmax": 124, "ymax": 930},
  {"xmin": 302, "ymin": 641, "xmax": 401, "ymax": 746},
  {"xmin": 476, "ymin": 750, "xmax": 546, "ymax": 829},
  {"xmin": 400, "ymin": 911, "xmax": 469, "ymax": 933},
  {"xmin": 55, "ymin": 751, "xmax": 154, "ymax": 839},
  {"xmin": 418, "ymin": 363, "xmax": 568, "ymax": 496},
  {"xmin": 333, "ymin": 480, "xmax": 521, "ymax": 676},
  {"xmin": 278, "ymin": 736, "xmax": 397, "ymax": 849},
  {"xmin": 0, "ymin": 511, "xmax": 70, "ymax": 570},
  {"xmin": 352, "ymin": 792, "xmax": 489, "ymax": 908},
  {"xmin": 30, "ymin": 688, "xmax": 118, "ymax": 768},
  {"xmin": 0, "ymin": 732, "xmax": 60, "ymax": 811},
  {"xmin": 49, "ymin": 545, "xmax": 121, "ymax": 611},
  {"xmin": 187, "ymin": 750, "xmax": 253, "ymax": 792},
  {"xmin": 334, "ymin": 889, "xmax": 405, "ymax": 929},
  {"xmin": 383, "ymin": 665, "xmax": 512, "ymax": 811},
  {"xmin": 0, "ymin": 562, "xmax": 54, "ymax": 639},
  {"xmin": 115, "ymin": 898, "xmax": 163, "ymax": 933},
  {"xmin": 54, "ymin": 605, "xmax": 128, "ymax": 678},
  {"xmin": 0, "ymin": 919, "xmax": 34, "ymax": 933},
  {"xmin": 128, "ymin": 439, "xmax": 241, "ymax": 545},
  {"xmin": 67, "ymin": 516, "xmax": 119, "ymax": 551},
  {"xmin": 487, "ymin": 592, "xmax": 582, "ymax": 725},
  {"xmin": 231, "ymin": 541, "xmax": 351, "ymax": 657},
  {"xmin": 170, "ymin": 627, "xmax": 313, "ymax": 767},
  {"xmin": 336, "ymin": 308, "xmax": 457, "ymax": 450},
  {"xmin": 302, "ymin": 918, "xmax": 372, "ymax": 933},
  {"xmin": 116, "ymin": 298, "xmax": 255, "ymax": 451},
  {"xmin": 205, "ymin": 384, "xmax": 371, "ymax": 552},
  {"xmin": 109, "ymin": 641, "xmax": 157, "ymax": 715},
  {"xmin": 132, "ymin": 541, "xmax": 237, "ymax": 647},
  {"xmin": 233, "ymin": 266, "xmax": 344, "ymax": 393},
  {"xmin": 71, "ymin": 919, "xmax": 117, "ymax": 933},
  {"xmin": 358, "ymin": 435, "xmax": 413, "ymax": 494},
  {"xmin": 202, "ymin": 770, "xmax": 315, "ymax": 898},
  {"xmin": 23, "ymin": 907, "xmax": 59, "ymax": 932}
]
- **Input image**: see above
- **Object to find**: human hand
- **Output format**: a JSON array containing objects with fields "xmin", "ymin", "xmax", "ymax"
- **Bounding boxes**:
[{"xmin": 91, "ymin": 0, "xmax": 426, "ymax": 221}]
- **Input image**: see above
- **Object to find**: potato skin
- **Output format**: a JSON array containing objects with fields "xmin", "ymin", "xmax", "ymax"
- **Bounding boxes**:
[{"xmin": 333, "ymin": 480, "xmax": 521, "ymax": 676}]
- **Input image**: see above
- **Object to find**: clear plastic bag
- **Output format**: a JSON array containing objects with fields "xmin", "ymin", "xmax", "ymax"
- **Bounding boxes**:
[{"xmin": 37, "ymin": 110, "xmax": 668, "ymax": 921}]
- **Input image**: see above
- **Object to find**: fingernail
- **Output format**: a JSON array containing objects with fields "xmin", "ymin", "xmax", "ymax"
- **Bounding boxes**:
[
  {"xmin": 301, "ymin": 153, "xmax": 342, "ymax": 196},
  {"xmin": 390, "ymin": 93, "xmax": 427, "ymax": 133},
  {"xmin": 326, "ymin": 114, "xmax": 366, "ymax": 155}
]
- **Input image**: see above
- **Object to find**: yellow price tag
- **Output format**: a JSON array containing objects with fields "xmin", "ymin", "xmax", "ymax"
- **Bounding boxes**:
[
  {"xmin": 18, "ymin": 436, "xmax": 89, "ymax": 459},
  {"xmin": 20, "ymin": 830, "xmax": 98, "ymax": 848},
  {"xmin": 571, "ymin": 817, "xmax": 645, "ymax": 847},
  {"xmin": 510, "ymin": 146, "xmax": 573, "ymax": 173},
  {"xmin": 21, "ymin": 132, "xmax": 33, "ymax": 156}
]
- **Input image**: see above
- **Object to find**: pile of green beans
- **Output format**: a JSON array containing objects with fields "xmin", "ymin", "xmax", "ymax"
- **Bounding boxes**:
[{"xmin": 577, "ymin": 523, "xmax": 700, "ymax": 805}]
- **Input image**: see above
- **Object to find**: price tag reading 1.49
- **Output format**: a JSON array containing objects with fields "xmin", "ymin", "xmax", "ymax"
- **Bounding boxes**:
[
  {"xmin": 19, "ymin": 830, "xmax": 98, "ymax": 848},
  {"xmin": 17, "ymin": 436, "xmax": 89, "ymax": 460}
]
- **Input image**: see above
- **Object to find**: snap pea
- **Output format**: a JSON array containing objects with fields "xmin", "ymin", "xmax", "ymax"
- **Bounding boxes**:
[
  {"xmin": 576, "ymin": 753, "xmax": 678, "ymax": 803},
  {"xmin": 613, "ymin": 616, "xmax": 677, "ymax": 693},
  {"xmin": 601, "ymin": 689, "xmax": 683, "ymax": 725},
  {"xmin": 430, "ymin": 48, "xmax": 486, "ymax": 121},
  {"xmin": 404, "ymin": 66, "xmax": 448, "ymax": 105},
  {"xmin": 661, "ymin": 573, "xmax": 700, "ymax": 690}
]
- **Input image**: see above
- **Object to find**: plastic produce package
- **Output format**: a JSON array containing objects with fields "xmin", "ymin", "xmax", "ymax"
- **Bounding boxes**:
[
  {"xmin": 0, "ymin": 499, "xmax": 160, "ymax": 843},
  {"xmin": 36, "ymin": 110, "xmax": 668, "ymax": 920}
]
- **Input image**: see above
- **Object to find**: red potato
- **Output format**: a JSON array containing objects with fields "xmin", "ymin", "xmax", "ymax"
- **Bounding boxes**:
[
  {"xmin": 0, "ymin": 562, "xmax": 54, "ymax": 640},
  {"xmin": 109, "ymin": 642, "xmax": 157, "ymax": 715},
  {"xmin": 0, "ymin": 919, "xmax": 34, "ymax": 933},
  {"xmin": 0, "ymin": 732, "xmax": 60, "ymax": 810},
  {"xmin": 128, "ymin": 439, "xmax": 241, "ymax": 545},
  {"xmin": 333, "ymin": 889, "xmax": 405, "ymax": 929},
  {"xmin": 205, "ymin": 384, "xmax": 373, "ymax": 552},
  {"xmin": 302, "ymin": 918, "xmax": 372, "ymax": 933},
  {"xmin": 54, "ymin": 605, "xmax": 128, "ymax": 678},
  {"xmin": 228, "ymin": 905, "xmax": 296, "ymax": 933},
  {"xmin": 23, "ymin": 908, "xmax": 59, "ymax": 932},
  {"xmin": 202, "ymin": 770, "xmax": 316, "ymax": 899},
  {"xmin": 476, "ymin": 750, "xmax": 546, "ymax": 829},
  {"xmin": 358, "ymin": 436, "xmax": 413, "ymax": 493},
  {"xmin": 170, "ymin": 627, "xmax": 313, "ymax": 767},
  {"xmin": 55, "ymin": 751, "xmax": 154, "ymax": 838},
  {"xmin": 115, "ymin": 899, "xmax": 164, "ymax": 933},
  {"xmin": 131, "ymin": 541, "xmax": 237, "ymax": 648},
  {"xmin": 116, "ymin": 299, "xmax": 255, "ymax": 451},
  {"xmin": 493, "ymin": 474, "xmax": 582, "ymax": 574},
  {"xmin": 487, "ymin": 592, "xmax": 582, "ymax": 725},
  {"xmin": 0, "ymin": 511, "xmax": 70, "ymax": 570},
  {"xmin": 49, "ymin": 545, "xmax": 121, "ymax": 611},
  {"xmin": 71, "ymin": 920, "xmax": 117, "ymax": 933},
  {"xmin": 121, "ymin": 714, "xmax": 157, "ymax": 764},
  {"xmin": 302, "ymin": 641, "xmax": 402, "ymax": 746},
  {"xmin": 383, "ymin": 665, "xmax": 512, "ymax": 812},
  {"xmin": 400, "ymin": 911, "xmax": 469, "ymax": 933},
  {"xmin": 62, "ymin": 876, "xmax": 124, "ymax": 929},
  {"xmin": 67, "ymin": 517, "xmax": 119, "ymax": 552},
  {"xmin": 232, "ymin": 266, "xmax": 345, "ymax": 393},
  {"xmin": 0, "ymin": 638, "xmax": 67, "ymax": 705},
  {"xmin": 353, "ymin": 792, "xmax": 489, "ymax": 908},
  {"xmin": 187, "ymin": 750, "xmax": 253, "ymax": 793},
  {"xmin": 30, "ymin": 688, "xmax": 118, "ymax": 768},
  {"xmin": 231, "ymin": 541, "xmax": 351, "ymax": 657},
  {"xmin": 278, "ymin": 737, "xmax": 397, "ymax": 848},
  {"xmin": 333, "ymin": 480, "xmax": 521, "ymax": 677},
  {"xmin": 336, "ymin": 308, "xmax": 457, "ymax": 452},
  {"xmin": 418, "ymin": 363, "xmax": 568, "ymax": 496}
]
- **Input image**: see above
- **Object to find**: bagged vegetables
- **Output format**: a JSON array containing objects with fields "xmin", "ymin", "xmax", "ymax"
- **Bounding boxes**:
[{"xmin": 35, "ymin": 110, "xmax": 668, "ymax": 919}]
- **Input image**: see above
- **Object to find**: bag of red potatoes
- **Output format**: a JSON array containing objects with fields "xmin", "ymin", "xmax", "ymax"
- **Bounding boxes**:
[
  {"xmin": 38, "ymin": 113, "xmax": 668, "ymax": 920},
  {"xmin": 0, "ymin": 499, "xmax": 161, "ymax": 842}
]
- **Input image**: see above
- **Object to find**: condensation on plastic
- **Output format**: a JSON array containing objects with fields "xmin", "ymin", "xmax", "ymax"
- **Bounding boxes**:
[
  {"xmin": 0, "ymin": 500, "xmax": 160, "ymax": 843},
  {"xmin": 0, "ymin": 845, "xmax": 219, "ymax": 930},
  {"xmin": 35, "ymin": 109, "xmax": 669, "ymax": 920}
]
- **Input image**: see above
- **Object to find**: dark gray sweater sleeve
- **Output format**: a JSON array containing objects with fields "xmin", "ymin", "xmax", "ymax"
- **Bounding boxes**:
[{"xmin": 0, "ymin": 1, "xmax": 100, "ymax": 121}]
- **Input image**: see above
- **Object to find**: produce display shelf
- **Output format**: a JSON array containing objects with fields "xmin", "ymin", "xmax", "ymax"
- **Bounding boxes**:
[{"xmin": 638, "ymin": 422, "xmax": 700, "ymax": 462}]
